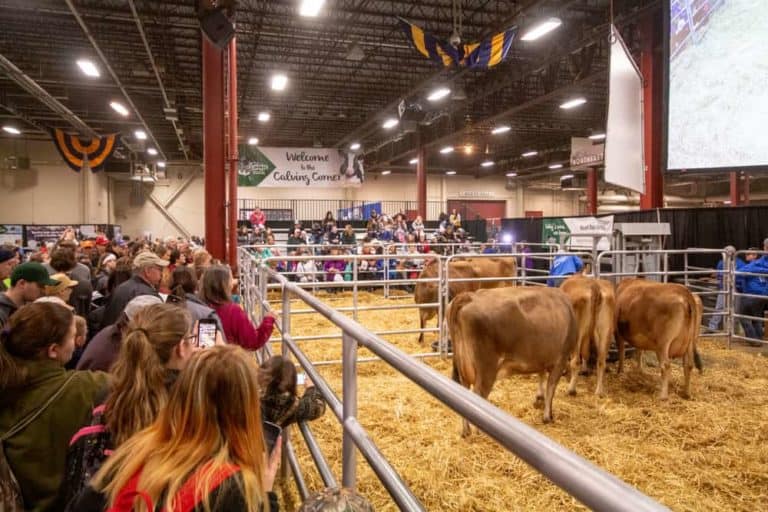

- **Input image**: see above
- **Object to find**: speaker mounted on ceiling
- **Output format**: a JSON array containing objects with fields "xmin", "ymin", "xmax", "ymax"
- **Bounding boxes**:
[{"xmin": 197, "ymin": 0, "xmax": 236, "ymax": 49}]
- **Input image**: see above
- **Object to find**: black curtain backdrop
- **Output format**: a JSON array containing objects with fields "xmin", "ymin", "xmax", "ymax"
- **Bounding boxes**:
[{"xmin": 501, "ymin": 206, "xmax": 768, "ymax": 270}]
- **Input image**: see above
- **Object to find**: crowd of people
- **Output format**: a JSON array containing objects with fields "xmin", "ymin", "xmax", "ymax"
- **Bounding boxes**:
[{"xmin": 0, "ymin": 229, "xmax": 382, "ymax": 512}]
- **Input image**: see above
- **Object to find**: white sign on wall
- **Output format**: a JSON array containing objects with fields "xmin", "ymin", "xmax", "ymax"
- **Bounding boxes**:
[
  {"xmin": 605, "ymin": 24, "xmax": 645, "ymax": 193},
  {"xmin": 238, "ymin": 146, "xmax": 364, "ymax": 188},
  {"xmin": 570, "ymin": 137, "xmax": 604, "ymax": 170}
]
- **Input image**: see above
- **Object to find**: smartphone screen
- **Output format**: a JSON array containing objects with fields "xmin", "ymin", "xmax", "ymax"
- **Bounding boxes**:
[
  {"xmin": 197, "ymin": 319, "xmax": 217, "ymax": 348},
  {"xmin": 296, "ymin": 372, "xmax": 306, "ymax": 386},
  {"xmin": 263, "ymin": 420, "xmax": 282, "ymax": 455}
]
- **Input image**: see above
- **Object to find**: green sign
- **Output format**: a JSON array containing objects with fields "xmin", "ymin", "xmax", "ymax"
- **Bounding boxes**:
[
  {"xmin": 541, "ymin": 218, "xmax": 569, "ymax": 244},
  {"xmin": 237, "ymin": 145, "xmax": 276, "ymax": 187}
]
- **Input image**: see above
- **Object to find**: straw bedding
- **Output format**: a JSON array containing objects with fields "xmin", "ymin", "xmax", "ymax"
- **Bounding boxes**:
[{"xmin": 269, "ymin": 291, "xmax": 768, "ymax": 511}]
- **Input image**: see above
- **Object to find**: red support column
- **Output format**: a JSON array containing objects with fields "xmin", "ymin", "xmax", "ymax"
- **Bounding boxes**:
[
  {"xmin": 416, "ymin": 146, "xmax": 427, "ymax": 219},
  {"xmin": 587, "ymin": 168, "xmax": 598, "ymax": 215},
  {"xmin": 227, "ymin": 38, "xmax": 239, "ymax": 270},
  {"xmin": 203, "ymin": 36, "xmax": 226, "ymax": 261},
  {"xmin": 729, "ymin": 172, "xmax": 740, "ymax": 206},
  {"xmin": 743, "ymin": 173, "xmax": 750, "ymax": 205},
  {"xmin": 639, "ymin": 10, "xmax": 664, "ymax": 209}
]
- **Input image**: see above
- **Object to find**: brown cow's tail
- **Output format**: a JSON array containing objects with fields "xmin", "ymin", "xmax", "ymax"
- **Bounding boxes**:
[
  {"xmin": 590, "ymin": 281, "xmax": 603, "ymax": 345},
  {"xmin": 448, "ymin": 292, "xmax": 474, "ymax": 386},
  {"xmin": 689, "ymin": 293, "xmax": 704, "ymax": 373}
]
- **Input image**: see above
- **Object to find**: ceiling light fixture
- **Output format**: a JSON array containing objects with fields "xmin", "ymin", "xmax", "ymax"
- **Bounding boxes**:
[
  {"xmin": 549, "ymin": 163, "xmax": 564, "ymax": 169},
  {"xmin": 157, "ymin": 162, "xmax": 166, "ymax": 168},
  {"xmin": 522, "ymin": 151, "xmax": 538, "ymax": 157},
  {"xmin": 271, "ymin": 73, "xmax": 288, "ymax": 91},
  {"xmin": 382, "ymin": 118, "xmax": 399, "ymax": 129},
  {"xmin": 427, "ymin": 87, "xmax": 451, "ymax": 102},
  {"xmin": 257, "ymin": 112, "xmax": 271, "ymax": 122},
  {"xmin": 506, "ymin": 172, "xmax": 517, "ymax": 177},
  {"xmin": 491, "ymin": 125, "xmax": 511, "ymax": 135},
  {"xmin": 76, "ymin": 59, "xmax": 100, "ymax": 77},
  {"xmin": 350, "ymin": 142, "xmax": 360, "ymax": 151},
  {"xmin": 589, "ymin": 133, "xmax": 606, "ymax": 140},
  {"xmin": 248, "ymin": 137, "xmax": 259, "ymax": 145},
  {"xmin": 520, "ymin": 17, "xmax": 563, "ymax": 42},
  {"xmin": 409, "ymin": 158, "xmax": 418, "ymax": 165},
  {"xmin": 560, "ymin": 174, "xmax": 575, "ymax": 180},
  {"xmin": 299, "ymin": 0, "xmax": 325, "ymax": 17},
  {"xmin": 110, "ymin": 101, "xmax": 129, "ymax": 116},
  {"xmin": 481, "ymin": 161, "xmax": 495, "ymax": 167},
  {"xmin": 134, "ymin": 130, "xmax": 147, "ymax": 140},
  {"xmin": 440, "ymin": 146, "xmax": 454, "ymax": 154},
  {"xmin": 2, "ymin": 126, "xmax": 21, "ymax": 135},
  {"xmin": 560, "ymin": 97, "xmax": 587, "ymax": 109},
  {"xmin": 381, "ymin": 170, "xmax": 391, "ymax": 175},
  {"xmin": 463, "ymin": 144, "xmax": 474, "ymax": 155},
  {"xmin": 147, "ymin": 148, "xmax": 158, "ymax": 156},
  {"xmin": 445, "ymin": 170, "xmax": 457, "ymax": 175}
]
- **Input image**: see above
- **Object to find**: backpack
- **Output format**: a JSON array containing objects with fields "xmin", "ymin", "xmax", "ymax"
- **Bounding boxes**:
[
  {"xmin": 1, "ymin": 373, "xmax": 75, "ymax": 512},
  {"xmin": 60, "ymin": 404, "xmax": 112, "ymax": 511},
  {"xmin": 107, "ymin": 462, "xmax": 239, "ymax": 512}
]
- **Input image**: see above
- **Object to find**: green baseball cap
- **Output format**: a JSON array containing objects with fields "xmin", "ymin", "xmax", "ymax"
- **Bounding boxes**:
[{"xmin": 10, "ymin": 262, "xmax": 60, "ymax": 287}]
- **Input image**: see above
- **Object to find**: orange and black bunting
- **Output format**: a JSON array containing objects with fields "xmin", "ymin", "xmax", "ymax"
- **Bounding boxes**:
[{"xmin": 50, "ymin": 128, "xmax": 118, "ymax": 172}]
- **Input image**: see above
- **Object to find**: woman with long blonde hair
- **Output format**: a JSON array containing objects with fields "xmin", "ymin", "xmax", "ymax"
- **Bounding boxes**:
[{"xmin": 71, "ymin": 345, "xmax": 281, "ymax": 511}]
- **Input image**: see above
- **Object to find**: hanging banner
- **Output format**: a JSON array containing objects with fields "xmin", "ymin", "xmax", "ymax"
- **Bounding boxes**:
[
  {"xmin": 50, "ymin": 128, "xmax": 119, "ymax": 173},
  {"xmin": 605, "ymin": 24, "xmax": 644, "ymax": 193},
  {"xmin": 238, "ymin": 146, "xmax": 364, "ymax": 188},
  {"xmin": 542, "ymin": 216, "xmax": 614, "ymax": 251},
  {"xmin": 0, "ymin": 225, "xmax": 23, "ymax": 245},
  {"xmin": 570, "ymin": 137, "xmax": 604, "ymax": 170}
]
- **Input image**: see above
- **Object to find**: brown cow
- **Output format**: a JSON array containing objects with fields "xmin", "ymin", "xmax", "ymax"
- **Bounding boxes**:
[
  {"xmin": 615, "ymin": 279, "xmax": 703, "ymax": 399},
  {"xmin": 414, "ymin": 256, "xmax": 517, "ymax": 344},
  {"xmin": 561, "ymin": 276, "xmax": 601, "ymax": 396},
  {"xmin": 448, "ymin": 287, "xmax": 577, "ymax": 434}
]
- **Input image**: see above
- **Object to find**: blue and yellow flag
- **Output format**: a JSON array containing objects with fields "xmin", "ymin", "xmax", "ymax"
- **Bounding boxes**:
[
  {"xmin": 462, "ymin": 27, "xmax": 517, "ymax": 69},
  {"xmin": 397, "ymin": 17, "xmax": 517, "ymax": 70},
  {"xmin": 397, "ymin": 17, "xmax": 454, "ymax": 68}
]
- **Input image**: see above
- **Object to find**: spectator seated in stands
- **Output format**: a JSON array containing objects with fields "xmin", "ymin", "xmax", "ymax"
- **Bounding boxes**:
[
  {"xmin": 259, "ymin": 355, "xmax": 326, "ymax": 428},
  {"xmin": 299, "ymin": 487, "xmax": 374, "ymax": 512},
  {"xmin": 327, "ymin": 225, "xmax": 341, "ymax": 245},
  {"xmin": 323, "ymin": 247, "xmax": 347, "ymax": 292},
  {"xmin": 0, "ymin": 302, "xmax": 109, "ymax": 512},
  {"xmin": 71, "ymin": 345, "xmax": 282, "ymax": 512},
  {"xmin": 295, "ymin": 248, "xmax": 319, "ymax": 283},
  {"xmin": 341, "ymin": 224, "xmax": 357, "ymax": 246},
  {"xmin": 449, "ymin": 208, "xmax": 462, "ymax": 228},
  {"xmin": 61, "ymin": 303, "xmax": 197, "ymax": 507},
  {"xmin": 200, "ymin": 264, "xmax": 275, "ymax": 350},
  {"xmin": 411, "ymin": 215, "xmax": 425, "ymax": 242},
  {"xmin": 0, "ymin": 262, "xmax": 59, "ymax": 328},
  {"xmin": 99, "ymin": 251, "xmax": 166, "ymax": 329},
  {"xmin": 249, "ymin": 205, "xmax": 267, "ymax": 229},
  {"xmin": 288, "ymin": 228, "xmax": 307, "ymax": 255},
  {"xmin": 547, "ymin": 249, "xmax": 585, "ymax": 287},
  {"xmin": 323, "ymin": 211, "xmax": 336, "ymax": 232}
]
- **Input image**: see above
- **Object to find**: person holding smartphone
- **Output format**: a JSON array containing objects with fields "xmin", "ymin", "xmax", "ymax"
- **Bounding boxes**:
[
  {"xmin": 259, "ymin": 355, "xmax": 326, "ymax": 428},
  {"xmin": 72, "ymin": 345, "xmax": 282, "ymax": 512},
  {"xmin": 60, "ymin": 303, "xmax": 198, "ymax": 506},
  {"xmin": 200, "ymin": 265, "xmax": 275, "ymax": 351}
]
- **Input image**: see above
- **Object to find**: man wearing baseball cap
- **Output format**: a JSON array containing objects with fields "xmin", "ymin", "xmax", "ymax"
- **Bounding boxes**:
[
  {"xmin": 99, "ymin": 250, "xmax": 168, "ymax": 329},
  {"xmin": 0, "ymin": 262, "xmax": 60, "ymax": 327}
]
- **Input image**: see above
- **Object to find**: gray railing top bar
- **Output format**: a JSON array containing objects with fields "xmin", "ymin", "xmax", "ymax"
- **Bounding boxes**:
[{"xmin": 255, "ymin": 259, "xmax": 668, "ymax": 512}]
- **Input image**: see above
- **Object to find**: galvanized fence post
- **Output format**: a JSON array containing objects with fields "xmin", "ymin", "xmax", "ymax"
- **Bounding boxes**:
[
  {"xmin": 342, "ymin": 331, "xmax": 358, "ymax": 488},
  {"xmin": 352, "ymin": 254, "xmax": 359, "ymax": 322}
]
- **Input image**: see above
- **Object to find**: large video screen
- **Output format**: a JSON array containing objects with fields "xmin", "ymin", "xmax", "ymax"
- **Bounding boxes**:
[{"xmin": 667, "ymin": 0, "xmax": 768, "ymax": 170}]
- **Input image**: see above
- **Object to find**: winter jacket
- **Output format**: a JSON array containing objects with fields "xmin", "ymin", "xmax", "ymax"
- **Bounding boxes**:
[
  {"xmin": 0, "ymin": 291, "xmax": 20, "ymax": 328},
  {"xmin": 341, "ymin": 231, "xmax": 356, "ymax": 245},
  {"xmin": 76, "ymin": 324, "xmax": 121, "ymax": 372},
  {"xmin": 323, "ymin": 260, "xmax": 346, "ymax": 281},
  {"xmin": 737, "ymin": 256, "xmax": 768, "ymax": 296},
  {"xmin": 547, "ymin": 254, "xmax": 584, "ymax": 287},
  {"xmin": 0, "ymin": 359, "xmax": 108, "ymax": 512},
  {"xmin": 99, "ymin": 274, "xmax": 160, "ymax": 329},
  {"xmin": 183, "ymin": 293, "xmax": 226, "ymax": 339},
  {"xmin": 211, "ymin": 303, "xmax": 275, "ymax": 351},
  {"xmin": 261, "ymin": 386, "xmax": 326, "ymax": 428}
]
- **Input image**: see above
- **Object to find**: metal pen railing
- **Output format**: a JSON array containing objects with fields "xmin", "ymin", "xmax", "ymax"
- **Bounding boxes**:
[{"xmin": 240, "ymin": 249, "xmax": 667, "ymax": 511}]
